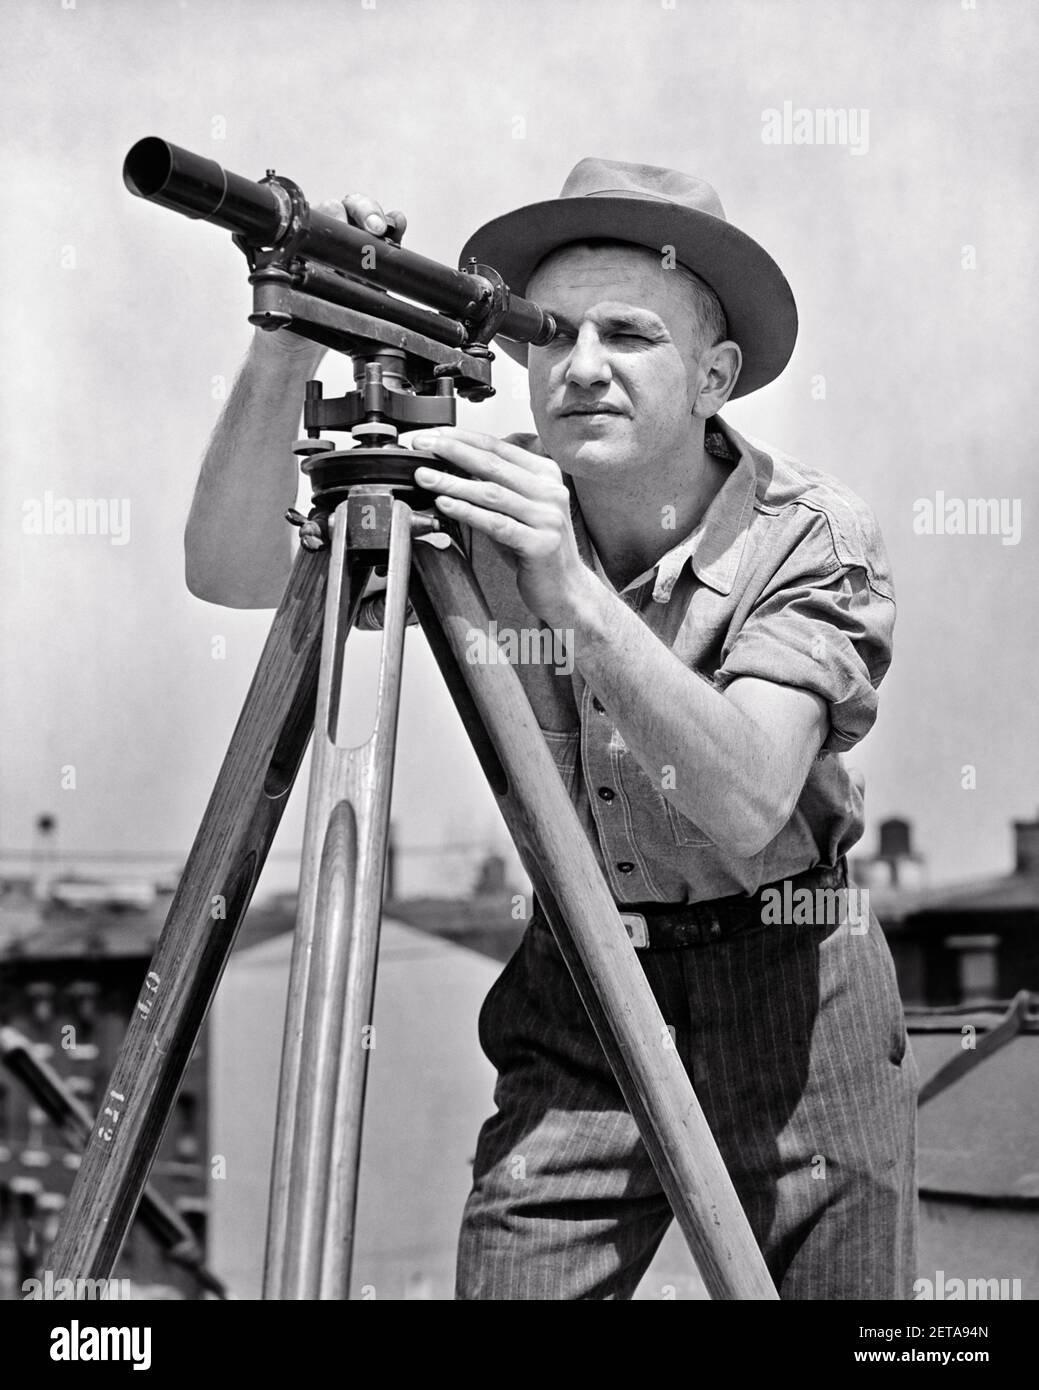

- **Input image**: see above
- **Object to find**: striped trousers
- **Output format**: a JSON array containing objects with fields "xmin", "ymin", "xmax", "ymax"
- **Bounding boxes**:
[{"xmin": 456, "ymin": 907, "xmax": 919, "ymax": 1300}]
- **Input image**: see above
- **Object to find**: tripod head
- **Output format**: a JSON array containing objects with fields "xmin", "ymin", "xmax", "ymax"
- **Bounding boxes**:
[{"xmin": 123, "ymin": 137, "xmax": 557, "ymax": 513}]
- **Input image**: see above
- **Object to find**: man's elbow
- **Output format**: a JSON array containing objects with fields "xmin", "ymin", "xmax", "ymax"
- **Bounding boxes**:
[
  {"xmin": 727, "ymin": 791, "xmax": 799, "ymax": 860},
  {"xmin": 184, "ymin": 554, "xmax": 287, "ymax": 609}
]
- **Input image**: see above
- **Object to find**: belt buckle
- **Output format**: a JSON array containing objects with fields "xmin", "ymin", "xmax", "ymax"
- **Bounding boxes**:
[{"xmin": 619, "ymin": 911, "xmax": 650, "ymax": 949}]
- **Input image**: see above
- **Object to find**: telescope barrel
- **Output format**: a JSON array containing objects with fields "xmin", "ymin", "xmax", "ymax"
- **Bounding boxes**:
[
  {"xmin": 123, "ymin": 137, "xmax": 555, "ymax": 345},
  {"xmin": 301, "ymin": 206, "xmax": 485, "ymax": 319},
  {"xmin": 296, "ymin": 265, "xmax": 467, "ymax": 348}
]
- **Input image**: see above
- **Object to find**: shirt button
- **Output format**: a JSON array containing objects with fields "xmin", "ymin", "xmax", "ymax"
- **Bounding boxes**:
[
  {"xmin": 616, "ymin": 861, "xmax": 634, "ymax": 874},
  {"xmin": 592, "ymin": 697, "xmax": 605, "ymax": 713},
  {"xmin": 597, "ymin": 786, "xmax": 615, "ymax": 802}
]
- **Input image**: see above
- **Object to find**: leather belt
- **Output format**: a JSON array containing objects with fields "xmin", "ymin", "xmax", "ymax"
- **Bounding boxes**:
[{"xmin": 533, "ymin": 859, "xmax": 850, "ymax": 951}]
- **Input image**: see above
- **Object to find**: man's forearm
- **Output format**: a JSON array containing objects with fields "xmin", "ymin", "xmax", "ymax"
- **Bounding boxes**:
[
  {"xmin": 185, "ymin": 330, "xmax": 325, "ymax": 608},
  {"xmin": 566, "ymin": 574, "xmax": 794, "ymax": 858}
]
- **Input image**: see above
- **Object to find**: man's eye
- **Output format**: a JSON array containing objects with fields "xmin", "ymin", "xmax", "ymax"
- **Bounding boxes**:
[{"xmin": 547, "ymin": 328, "xmax": 650, "ymax": 346}]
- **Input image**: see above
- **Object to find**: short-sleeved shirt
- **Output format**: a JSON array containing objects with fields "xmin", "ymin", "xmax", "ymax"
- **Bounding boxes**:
[{"xmin": 362, "ymin": 415, "xmax": 896, "ymax": 906}]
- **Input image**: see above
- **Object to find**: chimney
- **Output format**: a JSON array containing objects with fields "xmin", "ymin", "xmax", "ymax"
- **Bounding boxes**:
[
  {"xmin": 473, "ymin": 853, "xmax": 507, "ymax": 899},
  {"xmin": 31, "ymin": 815, "xmax": 59, "ymax": 903},
  {"xmin": 1013, "ymin": 809, "xmax": 1039, "ymax": 876}
]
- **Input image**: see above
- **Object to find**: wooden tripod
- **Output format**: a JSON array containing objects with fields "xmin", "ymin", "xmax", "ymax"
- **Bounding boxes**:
[{"xmin": 46, "ymin": 463, "xmax": 777, "ymax": 1299}]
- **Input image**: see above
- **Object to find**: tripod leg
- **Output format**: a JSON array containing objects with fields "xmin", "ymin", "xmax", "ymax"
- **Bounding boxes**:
[
  {"xmin": 411, "ymin": 540, "xmax": 778, "ymax": 1301},
  {"xmin": 264, "ymin": 492, "xmax": 412, "ymax": 1300},
  {"xmin": 48, "ymin": 547, "xmax": 329, "ymax": 1283}
]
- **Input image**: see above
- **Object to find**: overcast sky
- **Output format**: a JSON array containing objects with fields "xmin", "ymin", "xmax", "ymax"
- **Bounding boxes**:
[{"xmin": 2, "ymin": 0, "xmax": 1036, "ymax": 897}]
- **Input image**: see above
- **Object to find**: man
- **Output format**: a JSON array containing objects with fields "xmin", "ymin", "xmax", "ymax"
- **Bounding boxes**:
[{"xmin": 186, "ymin": 159, "xmax": 918, "ymax": 1300}]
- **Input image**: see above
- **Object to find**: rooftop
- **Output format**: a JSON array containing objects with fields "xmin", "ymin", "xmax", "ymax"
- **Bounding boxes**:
[{"xmin": 908, "ymin": 1001, "xmax": 1039, "ymax": 1201}]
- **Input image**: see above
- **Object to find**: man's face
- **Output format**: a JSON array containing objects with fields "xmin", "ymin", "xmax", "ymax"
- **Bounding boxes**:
[{"xmin": 525, "ymin": 243, "xmax": 708, "ymax": 479}]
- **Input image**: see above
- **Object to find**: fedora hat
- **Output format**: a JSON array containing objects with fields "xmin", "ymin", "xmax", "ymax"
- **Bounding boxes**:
[{"xmin": 458, "ymin": 157, "xmax": 797, "ymax": 398}]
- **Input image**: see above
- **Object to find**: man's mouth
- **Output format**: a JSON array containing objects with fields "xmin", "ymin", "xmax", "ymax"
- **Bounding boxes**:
[{"xmin": 559, "ymin": 405, "xmax": 626, "ymax": 417}]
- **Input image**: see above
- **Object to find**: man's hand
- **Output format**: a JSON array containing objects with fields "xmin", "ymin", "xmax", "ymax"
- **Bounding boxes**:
[
  {"xmin": 411, "ymin": 427, "xmax": 595, "ymax": 631},
  {"xmin": 336, "ymin": 193, "xmax": 407, "ymax": 243}
]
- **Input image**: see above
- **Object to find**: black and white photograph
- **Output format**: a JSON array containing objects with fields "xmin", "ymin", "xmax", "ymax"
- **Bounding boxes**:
[{"xmin": 1, "ymin": 0, "xmax": 1035, "ymax": 1351}]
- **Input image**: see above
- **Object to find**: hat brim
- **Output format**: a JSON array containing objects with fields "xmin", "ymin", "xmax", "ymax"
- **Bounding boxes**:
[{"xmin": 458, "ymin": 196, "xmax": 797, "ymax": 398}]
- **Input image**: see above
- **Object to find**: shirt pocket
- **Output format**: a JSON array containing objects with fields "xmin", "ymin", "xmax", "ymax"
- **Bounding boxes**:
[
  {"xmin": 540, "ymin": 729, "xmax": 581, "ymax": 798},
  {"xmin": 661, "ymin": 795, "xmax": 714, "ymax": 847}
]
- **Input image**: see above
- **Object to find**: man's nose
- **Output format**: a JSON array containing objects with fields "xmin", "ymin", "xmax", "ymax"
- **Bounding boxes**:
[{"xmin": 564, "ymin": 325, "xmax": 612, "ymax": 389}]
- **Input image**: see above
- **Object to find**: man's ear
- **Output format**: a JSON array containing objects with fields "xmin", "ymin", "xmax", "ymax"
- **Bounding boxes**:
[{"xmin": 692, "ymin": 340, "xmax": 742, "ymax": 419}]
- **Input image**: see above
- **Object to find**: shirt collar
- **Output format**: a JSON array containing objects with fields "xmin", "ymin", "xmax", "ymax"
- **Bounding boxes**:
[{"xmin": 568, "ymin": 416, "xmax": 761, "ymax": 603}]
